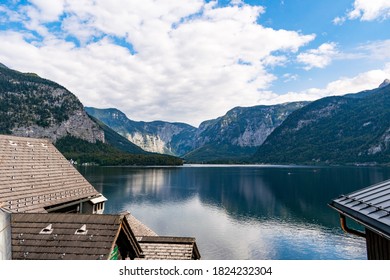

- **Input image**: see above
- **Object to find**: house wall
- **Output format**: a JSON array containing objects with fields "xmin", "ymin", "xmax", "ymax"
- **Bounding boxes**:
[
  {"xmin": 366, "ymin": 228, "xmax": 390, "ymax": 260},
  {"xmin": 82, "ymin": 201, "xmax": 94, "ymax": 214},
  {"xmin": 0, "ymin": 209, "xmax": 12, "ymax": 260},
  {"xmin": 82, "ymin": 201, "xmax": 105, "ymax": 214}
]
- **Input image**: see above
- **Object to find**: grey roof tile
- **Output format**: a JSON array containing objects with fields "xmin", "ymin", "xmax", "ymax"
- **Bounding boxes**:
[{"xmin": 0, "ymin": 134, "xmax": 101, "ymax": 213}]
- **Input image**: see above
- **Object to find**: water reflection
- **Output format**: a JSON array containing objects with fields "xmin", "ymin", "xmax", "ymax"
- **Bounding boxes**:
[{"xmin": 79, "ymin": 165, "xmax": 390, "ymax": 259}]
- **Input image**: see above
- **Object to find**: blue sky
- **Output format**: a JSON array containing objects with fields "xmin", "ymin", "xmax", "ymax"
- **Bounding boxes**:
[{"xmin": 1, "ymin": 0, "xmax": 390, "ymax": 126}]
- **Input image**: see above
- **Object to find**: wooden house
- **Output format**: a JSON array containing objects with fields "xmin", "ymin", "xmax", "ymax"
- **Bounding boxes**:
[
  {"xmin": 0, "ymin": 134, "xmax": 201, "ymax": 260},
  {"xmin": 329, "ymin": 179, "xmax": 390, "ymax": 259},
  {"xmin": 10, "ymin": 212, "xmax": 143, "ymax": 260},
  {"xmin": 0, "ymin": 134, "xmax": 106, "ymax": 214}
]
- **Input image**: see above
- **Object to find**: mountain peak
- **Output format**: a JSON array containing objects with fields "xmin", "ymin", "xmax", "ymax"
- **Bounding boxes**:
[
  {"xmin": 0, "ymin": 62, "xmax": 9, "ymax": 69},
  {"xmin": 379, "ymin": 79, "xmax": 390, "ymax": 88}
]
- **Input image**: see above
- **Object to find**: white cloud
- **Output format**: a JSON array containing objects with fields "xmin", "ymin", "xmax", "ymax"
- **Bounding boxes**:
[
  {"xmin": 332, "ymin": 16, "xmax": 346, "ymax": 25},
  {"xmin": 297, "ymin": 43, "xmax": 338, "ymax": 70},
  {"xmin": 282, "ymin": 73, "xmax": 298, "ymax": 83},
  {"xmin": 356, "ymin": 39, "xmax": 390, "ymax": 60},
  {"xmin": 335, "ymin": 0, "xmax": 390, "ymax": 23},
  {"xmin": 0, "ymin": 0, "xmax": 315, "ymax": 126},
  {"xmin": 28, "ymin": 0, "xmax": 65, "ymax": 22},
  {"xmin": 259, "ymin": 63, "xmax": 390, "ymax": 105},
  {"xmin": 0, "ymin": 5, "xmax": 24, "ymax": 22}
]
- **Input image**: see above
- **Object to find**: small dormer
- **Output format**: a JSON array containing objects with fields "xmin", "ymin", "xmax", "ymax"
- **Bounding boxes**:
[
  {"xmin": 75, "ymin": 224, "xmax": 88, "ymax": 235},
  {"xmin": 84, "ymin": 195, "xmax": 107, "ymax": 214},
  {"xmin": 39, "ymin": 224, "xmax": 53, "ymax": 234}
]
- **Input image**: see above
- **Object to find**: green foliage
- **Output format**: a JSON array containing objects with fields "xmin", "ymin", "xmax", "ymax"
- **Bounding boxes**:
[
  {"xmin": 253, "ymin": 85, "xmax": 390, "ymax": 165},
  {"xmin": 55, "ymin": 136, "xmax": 183, "ymax": 166},
  {"xmin": 184, "ymin": 144, "xmax": 255, "ymax": 163}
]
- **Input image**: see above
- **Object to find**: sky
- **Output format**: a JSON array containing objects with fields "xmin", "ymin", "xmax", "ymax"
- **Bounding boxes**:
[{"xmin": 0, "ymin": 0, "xmax": 390, "ymax": 127}]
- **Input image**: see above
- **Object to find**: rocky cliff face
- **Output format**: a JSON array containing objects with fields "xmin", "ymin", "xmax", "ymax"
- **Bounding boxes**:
[
  {"xmin": 87, "ymin": 102, "xmax": 307, "ymax": 162},
  {"xmin": 194, "ymin": 102, "xmax": 307, "ymax": 148},
  {"xmin": 253, "ymin": 80, "xmax": 390, "ymax": 164},
  {"xmin": 0, "ymin": 64, "xmax": 104, "ymax": 143},
  {"xmin": 183, "ymin": 102, "xmax": 308, "ymax": 162},
  {"xmin": 85, "ymin": 107, "xmax": 197, "ymax": 156},
  {"xmin": 11, "ymin": 110, "xmax": 104, "ymax": 143}
]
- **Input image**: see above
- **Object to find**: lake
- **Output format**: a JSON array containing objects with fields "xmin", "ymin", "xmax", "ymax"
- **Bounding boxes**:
[{"xmin": 78, "ymin": 164, "xmax": 390, "ymax": 260}]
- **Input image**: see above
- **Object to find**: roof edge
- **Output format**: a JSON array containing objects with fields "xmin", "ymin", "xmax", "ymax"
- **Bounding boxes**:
[{"xmin": 328, "ymin": 201, "xmax": 390, "ymax": 240}]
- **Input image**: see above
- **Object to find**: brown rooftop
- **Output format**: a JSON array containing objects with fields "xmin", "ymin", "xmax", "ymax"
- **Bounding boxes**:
[
  {"xmin": 0, "ymin": 134, "xmax": 101, "ymax": 213},
  {"xmin": 122, "ymin": 212, "xmax": 158, "ymax": 237},
  {"xmin": 136, "ymin": 236, "xmax": 201, "ymax": 260},
  {"xmin": 123, "ymin": 212, "xmax": 201, "ymax": 260},
  {"xmin": 11, "ymin": 213, "xmax": 143, "ymax": 260}
]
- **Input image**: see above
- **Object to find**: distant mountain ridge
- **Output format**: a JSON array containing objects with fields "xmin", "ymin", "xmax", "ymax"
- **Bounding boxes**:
[
  {"xmin": 5, "ymin": 62, "xmax": 390, "ymax": 165},
  {"xmin": 184, "ymin": 102, "xmax": 308, "ymax": 162},
  {"xmin": 253, "ymin": 81, "xmax": 390, "ymax": 164},
  {"xmin": 85, "ymin": 107, "xmax": 197, "ymax": 156},
  {"xmin": 87, "ymin": 102, "xmax": 307, "ymax": 162}
]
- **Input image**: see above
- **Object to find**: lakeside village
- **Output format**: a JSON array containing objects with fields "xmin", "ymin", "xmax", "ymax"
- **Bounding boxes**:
[
  {"xmin": 1, "ymin": 133, "xmax": 390, "ymax": 260},
  {"xmin": 0, "ymin": 134, "xmax": 200, "ymax": 260}
]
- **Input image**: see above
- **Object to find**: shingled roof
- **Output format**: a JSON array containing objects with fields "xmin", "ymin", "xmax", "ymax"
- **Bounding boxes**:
[
  {"xmin": 137, "ymin": 236, "xmax": 201, "ymax": 260},
  {"xmin": 123, "ymin": 213, "xmax": 201, "ymax": 260},
  {"xmin": 11, "ymin": 213, "xmax": 143, "ymax": 260},
  {"xmin": 0, "ymin": 134, "xmax": 102, "ymax": 213}
]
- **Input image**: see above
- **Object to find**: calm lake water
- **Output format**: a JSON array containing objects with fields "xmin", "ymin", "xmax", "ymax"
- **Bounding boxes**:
[{"xmin": 78, "ymin": 164, "xmax": 390, "ymax": 260}]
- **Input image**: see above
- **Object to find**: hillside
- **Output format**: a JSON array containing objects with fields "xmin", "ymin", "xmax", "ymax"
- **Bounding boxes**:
[
  {"xmin": 184, "ymin": 102, "xmax": 308, "ymax": 162},
  {"xmin": 85, "ymin": 107, "xmax": 197, "ymax": 156},
  {"xmin": 55, "ymin": 135, "xmax": 183, "ymax": 166},
  {"xmin": 253, "ymin": 81, "xmax": 390, "ymax": 165},
  {"xmin": 0, "ymin": 64, "xmax": 104, "ymax": 143},
  {"xmin": 0, "ymin": 63, "xmax": 182, "ymax": 166},
  {"xmin": 87, "ymin": 102, "xmax": 307, "ymax": 162}
]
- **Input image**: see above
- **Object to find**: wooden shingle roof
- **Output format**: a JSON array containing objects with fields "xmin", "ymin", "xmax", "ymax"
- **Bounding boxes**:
[
  {"xmin": 0, "ymin": 134, "xmax": 101, "ymax": 213},
  {"xmin": 11, "ymin": 213, "xmax": 142, "ymax": 260},
  {"xmin": 123, "ymin": 212, "xmax": 158, "ymax": 237},
  {"xmin": 123, "ymin": 212, "xmax": 201, "ymax": 260},
  {"xmin": 136, "ymin": 236, "xmax": 201, "ymax": 260}
]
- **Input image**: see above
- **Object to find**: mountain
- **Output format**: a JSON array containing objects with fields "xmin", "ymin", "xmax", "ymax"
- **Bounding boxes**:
[
  {"xmin": 253, "ymin": 81, "xmax": 390, "ymax": 165},
  {"xmin": 87, "ymin": 102, "xmax": 307, "ymax": 162},
  {"xmin": 85, "ymin": 107, "xmax": 197, "ymax": 156},
  {"xmin": 88, "ymin": 115, "xmax": 147, "ymax": 154},
  {"xmin": 379, "ymin": 79, "xmax": 390, "ymax": 88},
  {"xmin": 0, "ymin": 63, "xmax": 104, "ymax": 143},
  {"xmin": 0, "ymin": 63, "xmax": 182, "ymax": 165},
  {"xmin": 184, "ymin": 102, "xmax": 308, "ymax": 162}
]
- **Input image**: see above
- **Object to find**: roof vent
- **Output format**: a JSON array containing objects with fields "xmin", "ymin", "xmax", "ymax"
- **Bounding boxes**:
[
  {"xmin": 41, "ymin": 143, "xmax": 48, "ymax": 148},
  {"xmin": 39, "ymin": 224, "xmax": 54, "ymax": 234},
  {"xmin": 75, "ymin": 224, "xmax": 88, "ymax": 235},
  {"xmin": 27, "ymin": 142, "xmax": 33, "ymax": 147},
  {"xmin": 9, "ymin": 140, "xmax": 17, "ymax": 146}
]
